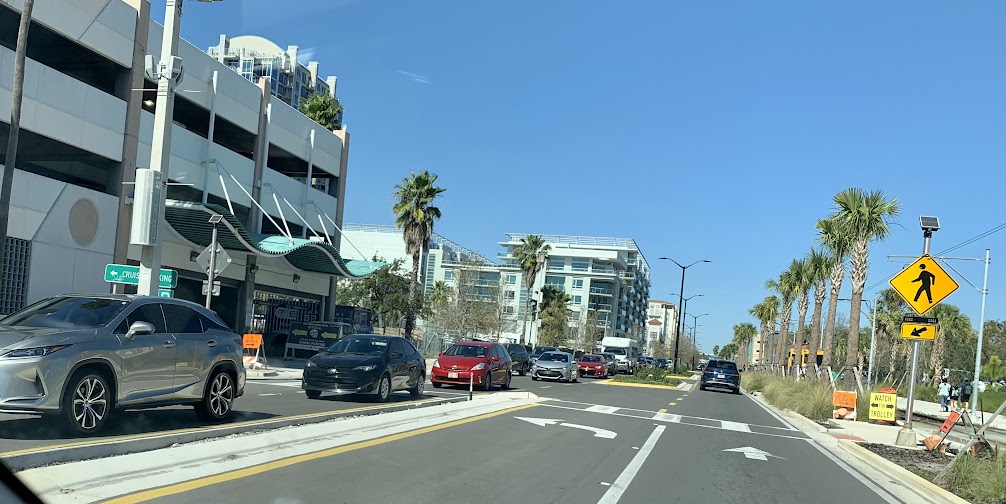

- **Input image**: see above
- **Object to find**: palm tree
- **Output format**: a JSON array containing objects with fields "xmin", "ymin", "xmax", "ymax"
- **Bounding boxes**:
[
  {"xmin": 789, "ymin": 258, "xmax": 814, "ymax": 376},
  {"xmin": 749, "ymin": 295, "xmax": 780, "ymax": 365},
  {"xmin": 299, "ymin": 93, "xmax": 344, "ymax": 130},
  {"xmin": 767, "ymin": 270, "xmax": 797, "ymax": 366},
  {"xmin": 926, "ymin": 304, "xmax": 973, "ymax": 386},
  {"xmin": 830, "ymin": 188, "xmax": 900, "ymax": 389},
  {"xmin": 513, "ymin": 235, "xmax": 550, "ymax": 345},
  {"xmin": 429, "ymin": 280, "xmax": 451, "ymax": 307},
  {"xmin": 733, "ymin": 322, "xmax": 758, "ymax": 369},
  {"xmin": 392, "ymin": 171, "xmax": 446, "ymax": 341},
  {"xmin": 817, "ymin": 217, "xmax": 852, "ymax": 369},
  {"xmin": 806, "ymin": 248, "xmax": 833, "ymax": 374}
]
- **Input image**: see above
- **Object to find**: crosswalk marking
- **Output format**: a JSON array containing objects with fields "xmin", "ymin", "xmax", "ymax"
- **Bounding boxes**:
[
  {"xmin": 720, "ymin": 421, "xmax": 752, "ymax": 433},
  {"xmin": 585, "ymin": 405, "xmax": 620, "ymax": 414},
  {"xmin": 249, "ymin": 380, "xmax": 303, "ymax": 388},
  {"xmin": 652, "ymin": 412, "xmax": 681, "ymax": 423}
]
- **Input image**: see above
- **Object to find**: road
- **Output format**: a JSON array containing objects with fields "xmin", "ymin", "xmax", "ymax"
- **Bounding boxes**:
[
  {"xmin": 0, "ymin": 378, "xmax": 474, "ymax": 455},
  {"xmin": 110, "ymin": 374, "xmax": 903, "ymax": 504}
]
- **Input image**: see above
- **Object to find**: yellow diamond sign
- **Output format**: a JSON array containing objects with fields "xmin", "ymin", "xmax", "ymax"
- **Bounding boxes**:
[{"xmin": 889, "ymin": 255, "xmax": 959, "ymax": 315}]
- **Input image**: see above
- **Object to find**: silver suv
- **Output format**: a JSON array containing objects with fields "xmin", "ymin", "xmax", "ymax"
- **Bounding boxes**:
[{"xmin": 0, "ymin": 294, "xmax": 245, "ymax": 434}]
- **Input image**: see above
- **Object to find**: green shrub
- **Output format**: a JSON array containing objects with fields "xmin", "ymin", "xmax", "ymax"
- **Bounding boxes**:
[
  {"xmin": 611, "ymin": 366, "xmax": 682, "ymax": 386},
  {"xmin": 748, "ymin": 373, "xmax": 834, "ymax": 421},
  {"xmin": 941, "ymin": 453, "xmax": 1006, "ymax": 503},
  {"xmin": 742, "ymin": 372, "xmax": 769, "ymax": 393}
]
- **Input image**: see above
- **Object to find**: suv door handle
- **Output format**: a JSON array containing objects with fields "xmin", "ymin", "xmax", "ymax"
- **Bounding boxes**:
[
  {"xmin": 206, "ymin": 340, "xmax": 217, "ymax": 347},
  {"xmin": 163, "ymin": 341, "xmax": 176, "ymax": 349}
]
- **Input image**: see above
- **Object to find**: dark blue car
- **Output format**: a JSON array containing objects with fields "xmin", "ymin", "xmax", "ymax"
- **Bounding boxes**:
[{"xmin": 699, "ymin": 359, "xmax": 741, "ymax": 394}]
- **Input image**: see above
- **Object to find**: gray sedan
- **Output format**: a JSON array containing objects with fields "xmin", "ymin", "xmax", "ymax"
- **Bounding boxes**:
[
  {"xmin": 0, "ymin": 294, "xmax": 245, "ymax": 434},
  {"xmin": 531, "ymin": 351, "xmax": 578, "ymax": 383}
]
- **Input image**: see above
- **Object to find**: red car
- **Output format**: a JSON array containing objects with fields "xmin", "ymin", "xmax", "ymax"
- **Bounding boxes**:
[
  {"xmin": 431, "ymin": 341, "xmax": 512, "ymax": 390},
  {"xmin": 577, "ymin": 354, "xmax": 609, "ymax": 378}
]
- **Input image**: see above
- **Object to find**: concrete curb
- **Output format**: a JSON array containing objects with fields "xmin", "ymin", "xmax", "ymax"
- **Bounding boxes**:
[
  {"xmin": 837, "ymin": 440, "xmax": 971, "ymax": 504},
  {"xmin": 1, "ymin": 396, "xmax": 462, "ymax": 472}
]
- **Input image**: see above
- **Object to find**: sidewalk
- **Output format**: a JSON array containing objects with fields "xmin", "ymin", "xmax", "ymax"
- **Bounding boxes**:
[{"xmin": 897, "ymin": 396, "xmax": 1006, "ymax": 432}]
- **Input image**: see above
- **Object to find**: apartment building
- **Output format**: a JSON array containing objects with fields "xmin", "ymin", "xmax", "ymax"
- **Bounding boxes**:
[
  {"xmin": 646, "ymin": 300, "xmax": 679, "ymax": 356},
  {"xmin": 497, "ymin": 234, "xmax": 651, "ymax": 345},
  {"xmin": 0, "ymin": 0, "xmax": 372, "ymax": 331},
  {"xmin": 208, "ymin": 34, "xmax": 338, "ymax": 111}
]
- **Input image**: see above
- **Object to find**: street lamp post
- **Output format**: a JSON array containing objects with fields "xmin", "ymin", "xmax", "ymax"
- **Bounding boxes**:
[
  {"xmin": 134, "ymin": 0, "xmax": 222, "ymax": 295},
  {"xmin": 659, "ymin": 258, "xmax": 710, "ymax": 374},
  {"xmin": 689, "ymin": 313, "xmax": 708, "ymax": 369},
  {"xmin": 677, "ymin": 294, "xmax": 703, "ymax": 372}
]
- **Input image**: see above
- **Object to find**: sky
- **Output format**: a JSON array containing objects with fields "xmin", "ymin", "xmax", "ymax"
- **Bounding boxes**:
[{"xmin": 158, "ymin": 0, "xmax": 1006, "ymax": 350}]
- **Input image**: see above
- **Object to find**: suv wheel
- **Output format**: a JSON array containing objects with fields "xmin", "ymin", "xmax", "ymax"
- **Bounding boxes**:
[
  {"xmin": 410, "ymin": 374, "xmax": 425, "ymax": 399},
  {"xmin": 376, "ymin": 374, "xmax": 391, "ymax": 402},
  {"xmin": 518, "ymin": 362, "xmax": 527, "ymax": 376},
  {"xmin": 63, "ymin": 370, "xmax": 111, "ymax": 435},
  {"xmin": 195, "ymin": 369, "xmax": 235, "ymax": 421}
]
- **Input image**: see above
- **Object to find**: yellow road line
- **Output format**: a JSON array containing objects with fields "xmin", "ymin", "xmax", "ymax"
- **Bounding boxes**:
[
  {"xmin": 596, "ymin": 381, "xmax": 682, "ymax": 390},
  {"xmin": 657, "ymin": 408, "xmax": 667, "ymax": 414},
  {"xmin": 0, "ymin": 398, "xmax": 445, "ymax": 458},
  {"xmin": 668, "ymin": 402, "xmax": 677, "ymax": 406},
  {"xmin": 104, "ymin": 403, "xmax": 537, "ymax": 504}
]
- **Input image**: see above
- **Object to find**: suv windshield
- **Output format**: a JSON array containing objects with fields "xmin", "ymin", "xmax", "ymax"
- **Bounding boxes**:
[
  {"xmin": 606, "ymin": 348, "xmax": 626, "ymax": 356},
  {"xmin": 506, "ymin": 344, "xmax": 526, "ymax": 354},
  {"xmin": 708, "ymin": 361, "xmax": 738, "ymax": 371},
  {"xmin": 0, "ymin": 297, "xmax": 130, "ymax": 329},
  {"xmin": 327, "ymin": 337, "xmax": 388, "ymax": 355},
  {"xmin": 532, "ymin": 347, "xmax": 557, "ymax": 356},
  {"xmin": 539, "ymin": 352, "xmax": 568, "ymax": 362},
  {"xmin": 579, "ymin": 355, "xmax": 601, "ymax": 363},
  {"xmin": 445, "ymin": 344, "xmax": 489, "ymax": 358}
]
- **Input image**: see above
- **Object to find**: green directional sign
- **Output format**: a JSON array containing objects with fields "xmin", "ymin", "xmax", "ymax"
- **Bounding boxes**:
[
  {"xmin": 104, "ymin": 264, "xmax": 177, "ymax": 289},
  {"xmin": 157, "ymin": 289, "xmax": 173, "ymax": 298}
]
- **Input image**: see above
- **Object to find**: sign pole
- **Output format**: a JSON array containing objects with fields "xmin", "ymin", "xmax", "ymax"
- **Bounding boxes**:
[
  {"xmin": 896, "ymin": 228, "xmax": 932, "ymax": 447},
  {"xmin": 970, "ymin": 249, "xmax": 990, "ymax": 413},
  {"xmin": 205, "ymin": 222, "xmax": 219, "ymax": 309}
]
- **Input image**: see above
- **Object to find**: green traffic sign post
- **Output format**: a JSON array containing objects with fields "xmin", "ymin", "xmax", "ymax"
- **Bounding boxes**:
[
  {"xmin": 157, "ymin": 290, "xmax": 173, "ymax": 298},
  {"xmin": 104, "ymin": 264, "xmax": 178, "ymax": 290}
]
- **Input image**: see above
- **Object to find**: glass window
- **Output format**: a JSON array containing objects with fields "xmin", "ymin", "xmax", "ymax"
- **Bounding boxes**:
[
  {"xmin": 539, "ymin": 352, "xmax": 568, "ymax": 362},
  {"xmin": 444, "ymin": 270, "xmax": 454, "ymax": 280},
  {"xmin": 505, "ymin": 274, "xmax": 517, "ymax": 285},
  {"xmin": 572, "ymin": 279, "xmax": 584, "ymax": 289},
  {"xmin": 162, "ymin": 305, "xmax": 203, "ymax": 333},
  {"xmin": 444, "ymin": 344, "xmax": 489, "ymax": 358},
  {"xmin": 579, "ymin": 355, "xmax": 601, "ymax": 362},
  {"xmin": 544, "ymin": 276, "xmax": 564, "ymax": 288},
  {"xmin": 327, "ymin": 336, "xmax": 388, "ymax": 355},
  {"xmin": 548, "ymin": 258, "xmax": 565, "ymax": 270},
  {"xmin": 571, "ymin": 295, "xmax": 582, "ymax": 305},
  {"xmin": 198, "ymin": 312, "xmax": 231, "ymax": 332},
  {"xmin": 504, "ymin": 306, "xmax": 515, "ymax": 314},
  {"xmin": 572, "ymin": 259, "xmax": 589, "ymax": 271},
  {"xmin": 504, "ymin": 290, "xmax": 515, "ymax": 300},
  {"xmin": 390, "ymin": 338, "xmax": 406, "ymax": 356},
  {"xmin": 402, "ymin": 340, "xmax": 418, "ymax": 355},
  {"xmin": 116, "ymin": 304, "xmax": 168, "ymax": 334},
  {"xmin": 1, "ymin": 296, "xmax": 129, "ymax": 329}
]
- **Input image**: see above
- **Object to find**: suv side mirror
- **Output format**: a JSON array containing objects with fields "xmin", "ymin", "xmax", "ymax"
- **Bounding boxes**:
[{"xmin": 125, "ymin": 321, "xmax": 155, "ymax": 340}]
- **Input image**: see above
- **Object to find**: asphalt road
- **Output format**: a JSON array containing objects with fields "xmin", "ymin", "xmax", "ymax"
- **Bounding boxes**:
[
  {"xmin": 0, "ymin": 378, "xmax": 477, "ymax": 454},
  {"xmin": 128, "ymin": 375, "xmax": 904, "ymax": 504}
]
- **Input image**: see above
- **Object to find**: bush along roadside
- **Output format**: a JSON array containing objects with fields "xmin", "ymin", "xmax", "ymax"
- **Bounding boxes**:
[
  {"xmin": 611, "ymin": 366, "xmax": 683, "ymax": 387},
  {"xmin": 742, "ymin": 372, "xmax": 833, "ymax": 421}
]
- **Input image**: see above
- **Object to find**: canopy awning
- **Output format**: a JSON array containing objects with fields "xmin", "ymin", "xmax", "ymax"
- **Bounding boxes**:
[{"xmin": 163, "ymin": 200, "xmax": 383, "ymax": 278}]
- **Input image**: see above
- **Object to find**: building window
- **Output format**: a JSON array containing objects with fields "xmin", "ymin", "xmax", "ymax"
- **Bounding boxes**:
[
  {"xmin": 505, "ymin": 274, "xmax": 517, "ymax": 285},
  {"xmin": 649, "ymin": 331, "xmax": 659, "ymax": 339},
  {"xmin": 444, "ymin": 270, "xmax": 454, "ymax": 280},
  {"xmin": 0, "ymin": 238, "xmax": 31, "ymax": 315},
  {"xmin": 571, "ymin": 295, "xmax": 582, "ymax": 305},
  {"xmin": 544, "ymin": 276, "xmax": 564, "ymax": 289},
  {"xmin": 504, "ymin": 306, "xmax": 515, "ymax": 314},
  {"xmin": 548, "ymin": 258, "xmax": 565, "ymax": 270},
  {"xmin": 572, "ymin": 279, "xmax": 584, "ymax": 290},
  {"xmin": 504, "ymin": 290, "xmax": 515, "ymax": 301},
  {"xmin": 572, "ymin": 259, "xmax": 589, "ymax": 272}
]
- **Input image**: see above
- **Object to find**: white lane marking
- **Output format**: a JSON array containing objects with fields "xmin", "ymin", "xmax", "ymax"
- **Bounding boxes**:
[
  {"xmin": 722, "ymin": 446, "xmax": 784, "ymax": 461},
  {"xmin": 652, "ymin": 412, "xmax": 681, "ymax": 423},
  {"xmin": 720, "ymin": 421, "xmax": 752, "ymax": 433},
  {"xmin": 743, "ymin": 391, "xmax": 798, "ymax": 430},
  {"xmin": 249, "ymin": 381, "xmax": 303, "ymax": 388},
  {"xmin": 585, "ymin": 405, "xmax": 619, "ymax": 414},
  {"xmin": 514, "ymin": 417, "xmax": 617, "ymax": 439},
  {"xmin": 597, "ymin": 425, "xmax": 665, "ymax": 504},
  {"xmin": 258, "ymin": 393, "xmax": 281, "ymax": 396},
  {"xmin": 545, "ymin": 399, "xmax": 795, "ymax": 432},
  {"xmin": 600, "ymin": 482, "xmax": 611, "ymax": 486}
]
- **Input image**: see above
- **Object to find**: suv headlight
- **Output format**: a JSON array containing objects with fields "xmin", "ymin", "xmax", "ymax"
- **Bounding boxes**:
[
  {"xmin": 354, "ymin": 364, "xmax": 377, "ymax": 372},
  {"xmin": 471, "ymin": 363, "xmax": 485, "ymax": 371},
  {"xmin": 1, "ymin": 345, "xmax": 70, "ymax": 359}
]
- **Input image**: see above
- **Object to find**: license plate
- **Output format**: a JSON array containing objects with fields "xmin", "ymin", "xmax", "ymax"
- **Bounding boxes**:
[
  {"xmin": 448, "ymin": 372, "xmax": 458, "ymax": 379},
  {"xmin": 717, "ymin": 374, "xmax": 725, "ymax": 379}
]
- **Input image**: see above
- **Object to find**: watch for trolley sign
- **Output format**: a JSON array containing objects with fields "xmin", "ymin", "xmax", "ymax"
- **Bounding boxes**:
[{"xmin": 889, "ymin": 255, "xmax": 960, "ymax": 316}]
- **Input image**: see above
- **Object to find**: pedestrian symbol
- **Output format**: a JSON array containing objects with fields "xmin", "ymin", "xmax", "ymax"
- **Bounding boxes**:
[{"xmin": 889, "ymin": 255, "xmax": 959, "ymax": 315}]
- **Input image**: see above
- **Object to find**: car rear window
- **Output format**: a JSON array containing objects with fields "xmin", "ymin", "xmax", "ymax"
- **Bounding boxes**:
[
  {"xmin": 708, "ymin": 361, "xmax": 738, "ymax": 371},
  {"xmin": 579, "ymin": 355, "xmax": 601, "ymax": 363}
]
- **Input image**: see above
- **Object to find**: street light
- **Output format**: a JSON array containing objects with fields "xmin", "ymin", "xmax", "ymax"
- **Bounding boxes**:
[
  {"xmin": 659, "ymin": 258, "xmax": 711, "ymax": 374},
  {"xmin": 134, "ymin": 0, "xmax": 223, "ymax": 295},
  {"xmin": 678, "ymin": 293, "xmax": 703, "ymax": 371},
  {"xmin": 840, "ymin": 297, "xmax": 877, "ymax": 386},
  {"xmin": 689, "ymin": 313, "xmax": 708, "ymax": 369}
]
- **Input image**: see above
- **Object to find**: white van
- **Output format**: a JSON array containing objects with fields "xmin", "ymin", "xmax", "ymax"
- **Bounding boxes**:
[{"xmin": 600, "ymin": 337, "xmax": 639, "ymax": 374}]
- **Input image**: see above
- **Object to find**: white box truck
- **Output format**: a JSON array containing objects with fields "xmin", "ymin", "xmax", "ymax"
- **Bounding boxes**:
[{"xmin": 600, "ymin": 337, "xmax": 639, "ymax": 374}]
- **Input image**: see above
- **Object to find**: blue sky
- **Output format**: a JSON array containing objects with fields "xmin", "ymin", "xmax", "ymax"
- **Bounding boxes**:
[{"xmin": 161, "ymin": 1, "xmax": 1006, "ymax": 350}]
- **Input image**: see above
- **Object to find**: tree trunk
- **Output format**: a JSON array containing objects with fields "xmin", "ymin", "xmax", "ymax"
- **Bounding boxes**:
[
  {"xmin": 0, "ymin": 0, "xmax": 35, "ymax": 294},
  {"xmin": 843, "ymin": 237, "xmax": 869, "ymax": 390},
  {"xmin": 795, "ymin": 292, "xmax": 809, "ymax": 378},
  {"xmin": 808, "ymin": 279, "xmax": 826, "ymax": 376},
  {"xmin": 758, "ymin": 322, "xmax": 768, "ymax": 365},
  {"xmin": 822, "ymin": 261, "xmax": 844, "ymax": 369},
  {"xmin": 777, "ymin": 300, "xmax": 793, "ymax": 367},
  {"xmin": 404, "ymin": 252, "xmax": 420, "ymax": 341}
]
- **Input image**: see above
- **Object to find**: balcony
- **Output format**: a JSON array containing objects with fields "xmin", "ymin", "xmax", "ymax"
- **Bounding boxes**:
[
  {"xmin": 497, "ymin": 251, "xmax": 510, "ymax": 258},
  {"xmin": 589, "ymin": 287, "xmax": 614, "ymax": 296},
  {"xmin": 589, "ymin": 303, "xmax": 613, "ymax": 312},
  {"xmin": 592, "ymin": 267, "xmax": 616, "ymax": 275}
]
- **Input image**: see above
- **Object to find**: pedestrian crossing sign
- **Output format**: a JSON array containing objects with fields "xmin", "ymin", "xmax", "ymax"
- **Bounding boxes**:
[{"xmin": 889, "ymin": 255, "xmax": 959, "ymax": 315}]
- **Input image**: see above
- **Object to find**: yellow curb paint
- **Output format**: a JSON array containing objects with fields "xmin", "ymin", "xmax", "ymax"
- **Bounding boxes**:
[
  {"xmin": 103, "ymin": 403, "xmax": 538, "ymax": 504},
  {"xmin": 595, "ymin": 381, "xmax": 682, "ymax": 390}
]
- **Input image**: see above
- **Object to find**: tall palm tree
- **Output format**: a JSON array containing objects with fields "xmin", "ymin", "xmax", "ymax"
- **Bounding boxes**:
[
  {"xmin": 513, "ymin": 235, "xmax": 550, "ymax": 345},
  {"xmin": 790, "ymin": 258, "xmax": 814, "ymax": 376},
  {"xmin": 806, "ymin": 249, "xmax": 833, "ymax": 374},
  {"xmin": 767, "ymin": 269, "xmax": 797, "ymax": 366},
  {"xmin": 749, "ymin": 295, "xmax": 780, "ymax": 365},
  {"xmin": 299, "ymin": 93, "xmax": 344, "ymax": 130},
  {"xmin": 733, "ymin": 322, "xmax": 758, "ymax": 369},
  {"xmin": 830, "ymin": 188, "xmax": 900, "ymax": 389},
  {"xmin": 817, "ymin": 217, "xmax": 852, "ymax": 369},
  {"xmin": 926, "ymin": 304, "xmax": 973, "ymax": 386},
  {"xmin": 393, "ymin": 171, "xmax": 446, "ymax": 341}
]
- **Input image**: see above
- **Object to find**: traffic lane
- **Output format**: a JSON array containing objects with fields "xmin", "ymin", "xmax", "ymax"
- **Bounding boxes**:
[
  {"xmin": 0, "ymin": 380, "xmax": 464, "ymax": 453},
  {"xmin": 616, "ymin": 423, "xmax": 899, "ymax": 504},
  {"xmin": 136, "ymin": 407, "xmax": 656, "ymax": 504},
  {"xmin": 516, "ymin": 374, "xmax": 692, "ymax": 411},
  {"xmin": 678, "ymin": 383, "xmax": 793, "ymax": 429}
]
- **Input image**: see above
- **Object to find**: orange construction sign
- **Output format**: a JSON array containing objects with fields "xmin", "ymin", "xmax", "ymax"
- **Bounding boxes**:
[
  {"xmin": 833, "ymin": 391, "xmax": 857, "ymax": 409},
  {"xmin": 243, "ymin": 333, "xmax": 263, "ymax": 349},
  {"xmin": 940, "ymin": 410, "xmax": 962, "ymax": 434}
]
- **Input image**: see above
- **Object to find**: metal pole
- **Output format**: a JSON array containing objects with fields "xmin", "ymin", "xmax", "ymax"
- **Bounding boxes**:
[
  {"xmin": 678, "ymin": 297, "xmax": 688, "ymax": 373},
  {"xmin": 137, "ymin": 0, "xmax": 183, "ymax": 296},
  {"xmin": 970, "ymin": 249, "xmax": 990, "ymax": 412},
  {"xmin": 867, "ymin": 297, "xmax": 877, "ymax": 388},
  {"xmin": 205, "ymin": 223, "xmax": 218, "ymax": 309},
  {"xmin": 897, "ymin": 230, "xmax": 931, "ymax": 446},
  {"xmin": 674, "ymin": 267, "xmax": 686, "ymax": 374},
  {"xmin": 201, "ymin": 71, "xmax": 218, "ymax": 204}
]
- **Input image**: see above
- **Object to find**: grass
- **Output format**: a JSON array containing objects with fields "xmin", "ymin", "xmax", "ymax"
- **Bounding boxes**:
[
  {"xmin": 611, "ymin": 366, "xmax": 683, "ymax": 387},
  {"xmin": 939, "ymin": 454, "xmax": 1006, "ymax": 504},
  {"xmin": 742, "ymin": 372, "xmax": 834, "ymax": 421}
]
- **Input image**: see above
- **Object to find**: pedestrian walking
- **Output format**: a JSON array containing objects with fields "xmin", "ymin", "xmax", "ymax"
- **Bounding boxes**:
[
  {"xmin": 938, "ymin": 378, "xmax": 951, "ymax": 412},
  {"xmin": 960, "ymin": 378, "xmax": 973, "ymax": 413},
  {"xmin": 949, "ymin": 383, "xmax": 960, "ymax": 410}
]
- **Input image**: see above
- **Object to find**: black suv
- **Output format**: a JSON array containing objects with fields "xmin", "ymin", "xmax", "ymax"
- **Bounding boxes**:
[
  {"xmin": 699, "ymin": 359, "xmax": 741, "ymax": 394},
  {"xmin": 506, "ymin": 343, "xmax": 531, "ymax": 376}
]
